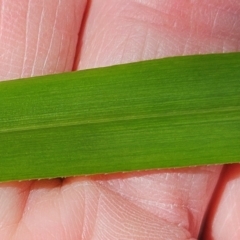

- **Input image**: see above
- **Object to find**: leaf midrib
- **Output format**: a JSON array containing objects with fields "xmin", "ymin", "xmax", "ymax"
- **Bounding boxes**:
[{"xmin": 1, "ymin": 106, "xmax": 239, "ymax": 134}]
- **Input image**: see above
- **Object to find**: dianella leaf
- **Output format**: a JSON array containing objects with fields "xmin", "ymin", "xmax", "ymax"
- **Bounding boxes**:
[{"xmin": 0, "ymin": 53, "xmax": 240, "ymax": 182}]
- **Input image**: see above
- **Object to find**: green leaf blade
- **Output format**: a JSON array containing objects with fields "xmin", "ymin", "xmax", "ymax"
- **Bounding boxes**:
[{"xmin": 0, "ymin": 53, "xmax": 240, "ymax": 182}]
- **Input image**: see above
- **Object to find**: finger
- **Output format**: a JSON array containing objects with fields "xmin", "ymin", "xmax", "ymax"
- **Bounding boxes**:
[
  {"xmin": 0, "ymin": 0, "xmax": 86, "ymax": 81},
  {"xmin": 201, "ymin": 164, "xmax": 240, "ymax": 239},
  {"xmin": 76, "ymin": 0, "xmax": 240, "ymax": 69},
  {"xmin": 0, "ymin": 0, "xmax": 87, "ymax": 239},
  {"xmin": 13, "ymin": 177, "xmax": 195, "ymax": 240},
  {"xmin": 74, "ymin": 0, "xmax": 240, "ymax": 238}
]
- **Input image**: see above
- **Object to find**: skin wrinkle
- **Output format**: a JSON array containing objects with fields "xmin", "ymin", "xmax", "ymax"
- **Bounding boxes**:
[
  {"xmin": 100, "ymin": 194, "xmax": 128, "ymax": 234},
  {"xmin": 98, "ymin": 194, "xmax": 158, "ymax": 239},
  {"xmin": 30, "ymin": 1, "xmax": 44, "ymax": 76},
  {"xmin": 210, "ymin": 9, "xmax": 240, "ymax": 41},
  {"xmin": 58, "ymin": 188, "xmax": 68, "ymax": 240},
  {"xmin": 208, "ymin": 0, "xmax": 240, "ymax": 14},
  {"xmin": 66, "ymin": 181, "xmax": 96, "ymax": 240},
  {"xmin": 80, "ymin": 185, "xmax": 87, "ymax": 240},
  {"xmin": 16, "ymin": 182, "xmax": 34, "ymax": 224},
  {"xmin": 95, "ymin": 168, "xmax": 221, "ymax": 237},
  {"xmin": 104, "ymin": 8, "xmax": 152, "ymax": 63},
  {"xmin": 55, "ymin": 33, "xmax": 64, "ymax": 71},
  {"xmin": 102, "ymin": 204, "xmax": 127, "ymax": 238},
  {"xmin": 76, "ymin": 1, "xmax": 104, "ymax": 67},
  {"xmin": 98, "ymin": 5, "xmax": 126, "ymax": 64},
  {"xmin": 211, "ymin": 8, "xmax": 220, "ymax": 38},
  {"xmin": 60, "ymin": 182, "xmax": 78, "ymax": 239},
  {"xmin": 137, "ymin": 25, "xmax": 148, "ymax": 59},
  {"xmin": 0, "ymin": 182, "xmax": 33, "ymax": 239},
  {"xmin": 63, "ymin": 35, "xmax": 71, "ymax": 71},
  {"xmin": 137, "ymin": 1, "xmax": 239, "ymax": 47},
  {"xmin": 91, "ymin": 188, "xmax": 101, "ymax": 239},
  {"xmin": 93, "ymin": 28, "xmax": 107, "ymax": 67},
  {"xmin": 78, "ymin": 2, "xmax": 128, "ymax": 67},
  {"xmin": 0, "ymin": 0, "xmax": 3, "ymax": 40},
  {"xmin": 21, "ymin": 0, "xmax": 30, "ymax": 77},
  {"xmin": 0, "ymin": 4, "xmax": 18, "ymax": 77},
  {"xmin": 119, "ymin": 26, "xmax": 133, "ymax": 63},
  {"xmin": 92, "ymin": 183, "xmax": 193, "ymax": 239},
  {"xmin": 86, "ymin": 197, "xmax": 98, "ymax": 239},
  {"xmin": 126, "ymin": 1, "xmax": 196, "ymax": 32},
  {"xmin": 99, "ymin": 178, "xmax": 192, "ymax": 230},
  {"xmin": 187, "ymin": 176, "xmax": 210, "ymax": 233},
  {"xmin": 218, "ymin": 203, "xmax": 231, "ymax": 236},
  {"xmin": 42, "ymin": 0, "xmax": 60, "ymax": 73},
  {"xmin": 182, "ymin": 5, "xmax": 195, "ymax": 55}
]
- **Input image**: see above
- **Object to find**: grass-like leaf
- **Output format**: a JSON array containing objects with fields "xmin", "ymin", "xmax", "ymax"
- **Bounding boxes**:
[{"xmin": 0, "ymin": 53, "xmax": 239, "ymax": 182}]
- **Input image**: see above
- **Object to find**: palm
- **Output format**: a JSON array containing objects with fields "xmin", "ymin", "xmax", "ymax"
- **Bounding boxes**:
[{"xmin": 0, "ymin": 1, "xmax": 239, "ymax": 239}]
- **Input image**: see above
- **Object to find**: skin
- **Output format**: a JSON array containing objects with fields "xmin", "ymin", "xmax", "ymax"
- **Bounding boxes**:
[{"xmin": 0, "ymin": 0, "xmax": 239, "ymax": 239}]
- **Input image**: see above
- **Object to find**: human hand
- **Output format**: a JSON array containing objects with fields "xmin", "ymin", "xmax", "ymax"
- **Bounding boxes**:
[{"xmin": 0, "ymin": 1, "xmax": 239, "ymax": 239}]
